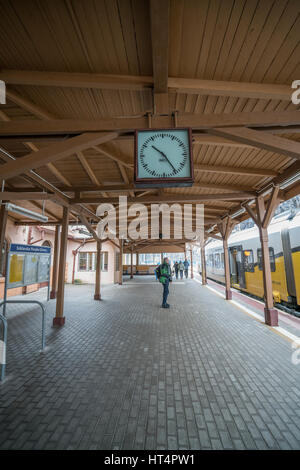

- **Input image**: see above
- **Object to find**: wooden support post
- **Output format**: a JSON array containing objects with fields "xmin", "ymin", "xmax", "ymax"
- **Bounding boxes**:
[
  {"xmin": 136, "ymin": 252, "xmax": 139, "ymax": 274},
  {"xmin": 223, "ymin": 237, "xmax": 232, "ymax": 300},
  {"xmin": 53, "ymin": 206, "xmax": 69, "ymax": 326},
  {"xmin": 200, "ymin": 243, "xmax": 207, "ymax": 285},
  {"xmin": 130, "ymin": 249, "xmax": 133, "ymax": 279},
  {"xmin": 161, "ymin": 253, "xmax": 163, "ymax": 263},
  {"xmin": 190, "ymin": 248, "xmax": 194, "ymax": 279},
  {"xmin": 50, "ymin": 225, "xmax": 60, "ymax": 299},
  {"xmin": 218, "ymin": 217, "xmax": 235, "ymax": 300},
  {"xmin": 0, "ymin": 204, "xmax": 8, "ymax": 275},
  {"xmin": 94, "ymin": 240, "xmax": 102, "ymax": 300},
  {"xmin": 244, "ymin": 188, "xmax": 280, "ymax": 326},
  {"xmin": 119, "ymin": 239, "xmax": 123, "ymax": 285}
]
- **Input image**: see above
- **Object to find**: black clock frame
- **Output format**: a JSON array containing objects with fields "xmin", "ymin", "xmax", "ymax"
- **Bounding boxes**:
[{"xmin": 134, "ymin": 128, "xmax": 194, "ymax": 188}]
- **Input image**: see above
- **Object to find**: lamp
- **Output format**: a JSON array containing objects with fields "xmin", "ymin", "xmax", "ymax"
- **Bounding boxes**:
[{"xmin": 5, "ymin": 203, "xmax": 48, "ymax": 223}]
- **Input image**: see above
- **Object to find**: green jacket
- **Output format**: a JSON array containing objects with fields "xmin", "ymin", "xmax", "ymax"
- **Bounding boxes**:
[{"xmin": 158, "ymin": 262, "xmax": 172, "ymax": 284}]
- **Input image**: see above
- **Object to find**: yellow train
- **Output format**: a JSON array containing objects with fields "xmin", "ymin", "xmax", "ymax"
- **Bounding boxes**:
[{"xmin": 203, "ymin": 211, "xmax": 300, "ymax": 310}]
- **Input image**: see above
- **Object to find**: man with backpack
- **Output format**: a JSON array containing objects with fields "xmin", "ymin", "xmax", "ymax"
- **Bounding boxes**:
[
  {"xmin": 178, "ymin": 260, "xmax": 184, "ymax": 280},
  {"xmin": 183, "ymin": 258, "xmax": 190, "ymax": 279},
  {"xmin": 155, "ymin": 257, "xmax": 172, "ymax": 308}
]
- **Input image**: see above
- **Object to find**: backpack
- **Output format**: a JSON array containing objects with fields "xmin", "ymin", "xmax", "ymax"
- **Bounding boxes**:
[{"xmin": 155, "ymin": 266, "xmax": 161, "ymax": 279}]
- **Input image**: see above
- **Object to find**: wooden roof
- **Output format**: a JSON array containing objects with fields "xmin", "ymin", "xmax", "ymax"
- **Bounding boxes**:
[{"xmin": 0, "ymin": 0, "xmax": 300, "ymax": 248}]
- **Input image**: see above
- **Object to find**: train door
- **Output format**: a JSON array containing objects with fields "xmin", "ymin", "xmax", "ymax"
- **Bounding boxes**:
[
  {"xmin": 229, "ymin": 245, "xmax": 246, "ymax": 289},
  {"xmin": 281, "ymin": 228, "xmax": 297, "ymax": 306}
]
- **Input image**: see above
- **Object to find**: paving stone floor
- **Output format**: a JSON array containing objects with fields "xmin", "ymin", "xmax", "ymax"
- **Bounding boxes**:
[{"xmin": 0, "ymin": 276, "xmax": 300, "ymax": 450}]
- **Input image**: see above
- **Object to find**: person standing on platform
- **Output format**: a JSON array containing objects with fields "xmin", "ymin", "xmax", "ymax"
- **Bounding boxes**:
[
  {"xmin": 174, "ymin": 261, "xmax": 179, "ymax": 279},
  {"xmin": 155, "ymin": 257, "xmax": 172, "ymax": 308},
  {"xmin": 183, "ymin": 258, "xmax": 190, "ymax": 279},
  {"xmin": 155, "ymin": 262, "xmax": 160, "ymax": 281},
  {"xmin": 178, "ymin": 260, "xmax": 184, "ymax": 280}
]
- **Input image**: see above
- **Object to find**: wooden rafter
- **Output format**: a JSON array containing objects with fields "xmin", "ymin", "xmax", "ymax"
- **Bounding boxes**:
[
  {"xmin": 0, "ymin": 132, "xmax": 119, "ymax": 180},
  {"xmin": 2, "ymin": 70, "xmax": 293, "ymax": 101},
  {"xmin": 150, "ymin": 0, "xmax": 169, "ymax": 113},
  {"xmin": 209, "ymin": 127, "xmax": 300, "ymax": 162},
  {"xmin": 0, "ymin": 191, "xmax": 53, "ymax": 201},
  {"xmin": 1, "ymin": 110, "xmax": 299, "ymax": 136},
  {"xmin": 70, "ymin": 192, "xmax": 255, "ymax": 205},
  {"xmin": 194, "ymin": 163, "xmax": 277, "ymax": 177}
]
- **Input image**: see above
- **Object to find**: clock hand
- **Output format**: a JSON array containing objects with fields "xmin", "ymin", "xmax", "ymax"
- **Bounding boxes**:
[{"xmin": 151, "ymin": 145, "xmax": 177, "ymax": 172}]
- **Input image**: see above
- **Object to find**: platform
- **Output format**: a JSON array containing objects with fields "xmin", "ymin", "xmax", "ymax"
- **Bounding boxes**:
[{"xmin": 0, "ymin": 277, "xmax": 299, "ymax": 450}]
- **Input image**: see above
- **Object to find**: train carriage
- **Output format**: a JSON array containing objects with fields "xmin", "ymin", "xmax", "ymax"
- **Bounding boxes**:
[{"xmin": 203, "ymin": 211, "xmax": 300, "ymax": 310}]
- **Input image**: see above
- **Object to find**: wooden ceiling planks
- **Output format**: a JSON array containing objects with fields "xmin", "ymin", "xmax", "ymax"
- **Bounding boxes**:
[{"xmin": 0, "ymin": 0, "xmax": 299, "ymax": 233}]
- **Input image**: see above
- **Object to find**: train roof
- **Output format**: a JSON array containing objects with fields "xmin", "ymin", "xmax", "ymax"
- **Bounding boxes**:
[{"xmin": 206, "ymin": 210, "xmax": 300, "ymax": 251}]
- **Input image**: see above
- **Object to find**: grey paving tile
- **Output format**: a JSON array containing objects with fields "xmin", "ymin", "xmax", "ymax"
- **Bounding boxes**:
[{"xmin": 0, "ymin": 279, "xmax": 299, "ymax": 450}]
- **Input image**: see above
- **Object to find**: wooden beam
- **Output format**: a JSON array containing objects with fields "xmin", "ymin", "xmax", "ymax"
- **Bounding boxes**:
[
  {"xmin": 0, "ymin": 132, "xmax": 118, "ymax": 180},
  {"xmin": 1, "ymin": 70, "xmax": 153, "ymax": 90},
  {"xmin": 119, "ymin": 239, "xmax": 123, "ymax": 285},
  {"xmin": 2, "ymin": 111, "xmax": 299, "ymax": 136},
  {"xmin": 53, "ymin": 206, "xmax": 69, "ymax": 326},
  {"xmin": 77, "ymin": 213, "xmax": 100, "ymax": 241},
  {"xmin": 262, "ymin": 186, "xmax": 280, "ymax": 229},
  {"xmin": 50, "ymin": 225, "xmax": 60, "ymax": 299},
  {"xmin": 93, "ymin": 145, "xmax": 132, "ymax": 169},
  {"xmin": 0, "ymin": 104, "xmax": 72, "ymax": 188},
  {"xmin": 209, "ymin": 127, "xmax": 300, "ymax": 161},
  {"xmin": 0, "ymin": 191, "xmax": 53, "ymax": 201},
  {"xmin": 71, "ymin": 192, "xmax": 255, "ymax": 205},
  {"xmin": 76, "ymin": 151, "xmax": 109, "ymax": 197},
  {"xmin": 0, "ymin": 204, "xmax": 8, "ymax": 274},
  {"xmin": 76, "ymin": 151, "xmax": 101, "ymax": 186},
  {"xmin": 2, "ymin": 70, "xmax": 292, "ymax": 101},
  {"xmin": 94, "ymin": 240, "xmax": 102, "ymax": 300},
  {"xmin": 193, "ymin": 182, "xmax": 254, "ymax": 192},
  {"xmin": 6, "ymin": 89, "xmax": 56, "ymax": 120},
  {"xmin": 150, "ymin": 0, "xmax": 169, "ymax": 113},
  {"xmin": 193, "ymin": 135, "xmax": 254, "ymax": 148},
  {"xmin": 168, "ymin": 77, "xmax": 292, "ymax": 100},
  {"xmin": 194, "ymin": 163, "xmax": 277, "ymax": 177}
]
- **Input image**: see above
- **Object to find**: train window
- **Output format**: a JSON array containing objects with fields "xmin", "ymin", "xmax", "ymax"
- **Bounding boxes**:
[
  {"xmin": 243, "ymin": 249, "xmax": 254, "ymax": 272},
  {"xmin": 257, "ymin": 248, "xmax": 276, "ymax": 272},
  {"xmin": 214, "ymin": 253, "xmax": 221, "ymax": 268},
  {"xmin": 269, "ymin": 247, "xmax": 276, "ymax": 272},
  {"xmin": 221, "ymin": 253, "xmax": 224, "ymax": 269}
]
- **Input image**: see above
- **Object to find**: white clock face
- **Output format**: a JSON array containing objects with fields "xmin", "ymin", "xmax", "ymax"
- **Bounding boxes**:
[{"xmin": 137, "ymin": 129, "xmax": 191, "ymax": 179}]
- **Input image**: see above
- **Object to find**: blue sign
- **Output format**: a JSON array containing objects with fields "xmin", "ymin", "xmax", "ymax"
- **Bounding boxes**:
[{"xmin": 10, "ymin": 243, "xmax": 51, "ymax": 254}]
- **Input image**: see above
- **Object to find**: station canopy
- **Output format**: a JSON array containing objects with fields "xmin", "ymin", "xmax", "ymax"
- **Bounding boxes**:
[{"xmin": 0, "ymin": 0, "xmax": 300, "ymax": 253}]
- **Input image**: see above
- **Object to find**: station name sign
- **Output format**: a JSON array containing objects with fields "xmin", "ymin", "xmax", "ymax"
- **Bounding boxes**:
[{"xmin": 10, "ymin": 243, "xmax": 51, "ymax": 254}]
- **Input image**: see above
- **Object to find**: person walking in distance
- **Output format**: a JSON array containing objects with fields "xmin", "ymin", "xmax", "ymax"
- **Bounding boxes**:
[
  {"xmin": 155, "ymin": 257, "xmax": 172, "ymax": 308},
  {"xmin": 178, "ymin": 260, "xmax": 184, "ymax": 280},
  {"xmin": 183, "ymin": 258, "xmax": 190, "ymax": 279},
  {"xmin": 174, "ymin": 261, "xmax": 179, "ymax": 280}
]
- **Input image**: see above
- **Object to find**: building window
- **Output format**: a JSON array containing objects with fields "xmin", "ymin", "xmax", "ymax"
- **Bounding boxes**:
[
  {"xmin": 78, "ymin": 252, "xmax": 95, "ymax": 271},
  {"xmin": 257, "ymin": 247, "xmax": 276, "ymax": 272},
  {"xmin": 115, "ymin": 252, "xmax": 120, "ymax": 272},
  {"xmin": 243, "ymin": 249, "xmax": 254, "ymax": 272},
  {"xmin": 101, "ymin": 252, "xmax": 108, "ymax": 271}
]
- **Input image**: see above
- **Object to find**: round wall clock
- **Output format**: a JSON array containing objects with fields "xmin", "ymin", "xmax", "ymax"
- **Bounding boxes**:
[{"xmin": 134, "ymin": 128, "xmax": 194, "ymax": 188}]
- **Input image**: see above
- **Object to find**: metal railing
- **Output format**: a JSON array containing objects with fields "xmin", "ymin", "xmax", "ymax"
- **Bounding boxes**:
[
  {"xmin": 0, "ymin": 312, "xmax": 7, "ymax": 381},
  {"xmin": 0, "ymin": 300, "xmax": 47, "ymax": 382}
]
